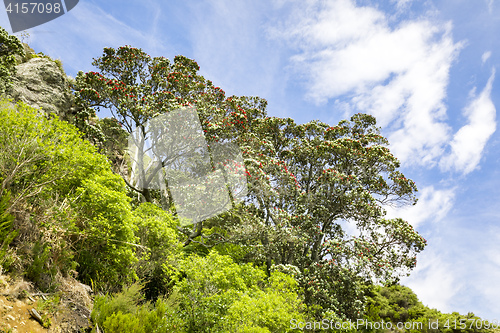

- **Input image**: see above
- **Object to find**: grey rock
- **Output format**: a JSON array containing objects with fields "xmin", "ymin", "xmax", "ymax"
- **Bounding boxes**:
[
  {"xmin": 8, "ymin": 57, "xmax": 76, "ymax": 120},
  {"xmin": 14, "ymin": 43, "xmax": 35, "ymax": 65}
]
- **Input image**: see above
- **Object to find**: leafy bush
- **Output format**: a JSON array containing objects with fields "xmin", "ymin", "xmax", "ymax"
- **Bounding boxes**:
[
  {"xmin": 102, "ymin": 312, "xmax": 143, "ymax": 332},
  {"xmin": 175, "ymin": 251, "xmax": 265, "ymax": 332},
  {"xmin": 71, "ymin": 172, "xmax": 138, "ymax": 291},
  {"xmin": 132, "ymin": 202, "xmax": 181, "ymax": 301},
  {"xmin": 90, "ymin": 253, "xmax": 306, "ymax": 333},
  {"xmin": 25, "ymin": 240, "xmax": 58, "ymax": 291},
  {"xmin": 91, "ymin": 283, "xmax": 185, "ymax": 333},
  {"xmin": 222, "ymin": 272, "xmax": 306, "ymax": 333},
  {"xmin": 175, "ymin": 251, "xmax": 305, "ymax": 332},
  {"xmin": 362, "ymin": 284, "xmax": 497, "ymax": 333},
  {"xmin": 91, "ymin": 283, "xmax": 144, "ymax": 327},
  {"xmin": 0, "ymin": 99, "xmax": 139, "ymax": 291},
  {"xmin": 0, "ymin": 27, "xmax": 24, "ymax": 95},
  {"xmin": 0, "ymin": 190, "xmax": 17, "ymax": 271}
]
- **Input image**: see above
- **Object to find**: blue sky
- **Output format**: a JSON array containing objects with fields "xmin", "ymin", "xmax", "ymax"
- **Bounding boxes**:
[{"xmin": 1, "ymin": 0, "xmax": 499, "ymax": 321}]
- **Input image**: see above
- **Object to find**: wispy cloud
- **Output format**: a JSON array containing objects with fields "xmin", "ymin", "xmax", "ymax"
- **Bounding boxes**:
[
  {"xmin": 391, "ymin": 0, "xmax": 415, "ymax": 11},
  {"xmin": 478, "ymin": 226, "xmax": 500, "ymax": 317},
  {"xmin": 386, "ymin": 186, "xmax": 455, "ymax": 227},
  {"xmin": 482, "ymin": 51, "xmax": 492, "ymax": 64},
  {"xmin": 440, "ymin": 70, "xmax": 496, "ymax": 175},
  {"xmin": 486, "ymin": 0, "xmax": 494, "ymax": 13},
  {"xmin": 272, "ymin": 0, "xmax": 464, "ymax": 167},
  {"xmin": 406, "ymin": 218, "xmax": 500, "ymax": 317},
  {"xmin": 402, "ymin": 247, "xmax": 462, "ymax": 312}
]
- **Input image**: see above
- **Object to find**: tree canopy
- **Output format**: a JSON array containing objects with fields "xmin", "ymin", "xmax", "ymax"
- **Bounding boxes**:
[
  {"xmin": 75, "ymin": 46, "xmax": 427, "ymax": 321},
  {"xmin": 231, "ymin": 113, "xmax": 426, "ymax": 318}
]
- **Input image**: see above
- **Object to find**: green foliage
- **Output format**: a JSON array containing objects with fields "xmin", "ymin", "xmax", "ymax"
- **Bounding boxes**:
[
  {"xmin": 175, "ymin": 251, "xmax": 305, "ymax": 332},
  {"xmin": 91, "ymin": 283, "xmax": 185, "ymax": 333},
  {"xmin": 72, "ymin": 172, "xmax": 138, "ymax": 290},
  {"xmin": 0, "ymin": 26, "xmax": 24, "ymax": 95},
  {"xmin": 0, "ymin": 191, "xmax": 13, "ymax": 236},
  {"xmin": 0, "ymin": 190, "xmax": 17, "ymax": 271},
  {"xmin": 135, "ymin": 296, "xmax": 186, "ymax": 333},
  {"xmin": 362, "ymin": 284, "xmax": 497, "ymax": 333},
  {"xmin": 0, "ymin": 99, "xmax": 139, "ymax": 291},
  {"xmin": 25, "ymin": 240, "xmax": 58, "ymax": 291},
  {"xmin": 102, "ymin": 312, "xmax": 143, "ymax": 332},
  {"xmin": 132, "ymin": 202, "xmax": 181, "ymax": 300},
  {"xmin": 175, "ymin": 251, "xmax": 264, "ymax": 332},
  {"xmin": 0, "ymin": 100, "xmax": 75, "ymax": 279},
  {"xmin": 91, "ymin": 253, "xmax": 305, "ymax": 333},
  {"xmin": 73, "ymin": 45, "xmax": 267, "ymax": 208},
  {"xmin": 0, "ymin": 100, "xmax": 59, "ymax": 202},
  {"xmin": 222, "ymin": 272, "xmax": 306, "ymax": 333},
  {"xmin": 91, "ymin": 283, "xmax": 144, "ymax": 327},
  {"xmin": 0, "ymin": 99, "xmax": 99, "ymax": 204}
]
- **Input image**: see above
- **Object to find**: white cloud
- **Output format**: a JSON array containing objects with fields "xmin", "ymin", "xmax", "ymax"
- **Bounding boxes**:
[
  {"xmin": 412, "ymin": 222, "xmax": 500, "ymax": 319},
  {"xmin": 440, "ymin": 70, "xmax": 496, "ymax": 174},
  {"xmin": 273, "ymin": 0, "xmax": 464, "ymax": 167},
  {"xmin": 391, "ymin": 0, "xmax": 415, "ymax": 11},
  {"xmin": 486, "ymin": 0, "xmax": 494, "ymax": 13},
  {"xmin": 402, "ymin": 248, "xmax": 461, "ymax": 312},
  {"xmin": 482, "ymin": 51, "xmax": 492, "ymax": 64},
  {"xmin": 385, "ymin": 185, "xmax": 455, "ymax": 227},
  {"xmin": 478, "ymin": 227, "xmax": 500, "ymax": 317}
]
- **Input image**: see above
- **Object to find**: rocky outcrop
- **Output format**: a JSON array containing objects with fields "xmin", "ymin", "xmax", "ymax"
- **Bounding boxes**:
[
  {"xmin": 8, "ymin": 56, "xmax": 76, "ymax": 120},
  {"xmin": 14, "ymin": 42, "xmax": 36, "ymax": 64}
]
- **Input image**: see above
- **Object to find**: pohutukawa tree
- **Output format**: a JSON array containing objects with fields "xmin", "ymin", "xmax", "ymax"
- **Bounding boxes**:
[
  {"xmin": 73, "ymin": 46, "xmax": 266, "ymax": 243},
  {"xmin": 75, "ymin": 45, "xmax": 426, "ymax": 320},
  {"xmin": 230, "ymin": 113, "xmax": 426, "ymax": 319}
]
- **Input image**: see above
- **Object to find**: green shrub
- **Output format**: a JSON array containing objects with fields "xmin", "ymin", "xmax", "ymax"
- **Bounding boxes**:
[
  {"xmin": 136, "ymin": 295, "xmax": 185, "ymax": 333},
  {"xmin": 25, "ymin": 240, "xmax": 58, "ymax": 291},
  {"xmin": 102, "ymin": 312, "xmax": 143, "ymax": 333},
  {"xmin": 0, "ymin": 27, "xmax": 24, "ymax": 95},
  {"xmin": 90, "ymin": 253, "xmax": 306, "ymax": 333},
  {"xmin": 175, "ymin": 252, "xmax": 305, "ymax": 333},
  {"xmin": 0, "ymin": 191, "xmax": 13, "ymax": 236},
  {"xmin": 132, "ymin": 202, "xmax": 181, "ymax": 301},
  {"xmin": 0, "ymin": 190, "xmax": 17, "ymax": 271},
  {"xmin": 72, "ymin": 172, "xmax": 138, "ymax": 290},
  {"xmin": 91, "ymin": 283, "xmax": 185, "ymax": 333},
  {"xmin": 222, "ymin": 273, "xmax": 306, "ymax": 333},
  {"xmin": 91, "ymin": 283, "xmax": 144, "ymax": 328},
  {"xmin": 0, "ymin": 99, "xmax": 139, "ymax": 291}
]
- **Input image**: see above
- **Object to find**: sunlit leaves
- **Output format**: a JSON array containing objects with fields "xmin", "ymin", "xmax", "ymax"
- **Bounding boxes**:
[
  {"xmin": 236, "ymin": 113, "xmax": 425, "ymax": 320},
  {"xmin": 0, "ymin": 27, "xmax": 24, "ymax": 95}
]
